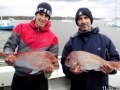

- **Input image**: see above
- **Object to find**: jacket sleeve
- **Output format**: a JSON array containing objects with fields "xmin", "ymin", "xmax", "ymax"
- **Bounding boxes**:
[
  {"xmin": 48, "ymin": 35, "xmax": 59, "ymax": 57},
  {"xmin": 106, "ymin": 37, "xmax": 120, "ymax": 74},
  {"xmin": 3, "ymin": 25, "xmax": 21, "ymax": 53}
]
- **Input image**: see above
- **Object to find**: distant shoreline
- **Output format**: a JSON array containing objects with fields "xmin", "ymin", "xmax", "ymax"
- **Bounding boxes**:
[{"xmin": 1, "ymin": 16, "xmax": 101, "ymax": 20}]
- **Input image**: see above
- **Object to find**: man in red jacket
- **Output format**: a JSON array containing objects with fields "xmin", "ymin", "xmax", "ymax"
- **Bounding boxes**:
[{"xmin": 3, "ymin": 2, "xmax": 59, "ymax": 90}]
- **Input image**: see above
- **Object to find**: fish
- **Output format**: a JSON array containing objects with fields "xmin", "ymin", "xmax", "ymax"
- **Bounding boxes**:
[
  {"xmin": 65, "ymin": 51, "xmax": 120, "ymax": 71},
  {"xmin": 0, "ymin": 50, "xmax": 59, "ymax": 72}
]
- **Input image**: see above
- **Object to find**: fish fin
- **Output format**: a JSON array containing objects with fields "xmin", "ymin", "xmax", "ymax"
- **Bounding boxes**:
[
  {"xmin": 44, "ymin": 72, "xmax": 52, "ymax": 78},
  {"xmin": 30, "ymin": 70, "xmax": 41, "ymax": 74},
  {"xmin": 0, "ymin": 52, "xmax": 7, "ymax": 59},
  {"xmin": 83, "ymin": 70, "xmax": 88, "ymax": 72}
]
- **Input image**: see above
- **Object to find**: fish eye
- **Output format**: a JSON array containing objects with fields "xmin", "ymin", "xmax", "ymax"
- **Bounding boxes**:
[{"xmin": 67, "ymin": 58, "xmax": 70, "ymax": 62}]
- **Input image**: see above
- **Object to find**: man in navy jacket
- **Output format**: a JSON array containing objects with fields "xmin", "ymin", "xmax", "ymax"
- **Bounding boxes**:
[{"xmin": 61, "ymin": 7, "xmax": 120, "ymax": 90}]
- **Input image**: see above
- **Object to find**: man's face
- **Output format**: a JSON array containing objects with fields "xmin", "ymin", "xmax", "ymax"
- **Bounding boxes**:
[
  {"xmin": 35, "ymin": 12, "xmax": 49, "ymax": 29},
  {"xmin": 77, "ymin": 15, "xmax": 92, "ymax": 32}
]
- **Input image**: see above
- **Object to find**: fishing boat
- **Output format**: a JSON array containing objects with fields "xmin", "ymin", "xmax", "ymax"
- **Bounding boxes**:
[
  {"xmin": 106, "ymin": 0, "xmax": 120, "ymax": 27},
  {"xmin": 62, "ymin": 19, "xmax": 72, "ymax": 23},
  {"xmin": 62, "ymin": 17, "xmax": 72, "ymax": 23},
  {"xmin": 0, "ymin": 18, "xmax": 14, "ymax": 31},
  {"xmin": 106, "ymin": 20, "xmax": 120, "ymax": 27},
  {"xmin": 0, "ymin": 9, "xmax": 14, "ymax": 30},
  {"xmin": 0, "ymin": 56, "xmax": 120, "ymax": 90}
]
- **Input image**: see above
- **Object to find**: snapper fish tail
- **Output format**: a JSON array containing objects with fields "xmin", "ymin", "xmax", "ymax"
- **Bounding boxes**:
[{"xmin": 109, "ymin": 61, "xmax": 120, "ymax": 70}]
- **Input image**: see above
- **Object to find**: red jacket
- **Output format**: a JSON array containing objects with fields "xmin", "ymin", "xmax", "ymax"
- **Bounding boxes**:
[{"xmin": 3, "ymin": 20, "xmax": 59, "ymax": 76}]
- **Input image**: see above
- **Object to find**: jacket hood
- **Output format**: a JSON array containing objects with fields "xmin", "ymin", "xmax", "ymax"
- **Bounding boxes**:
[{"xmin": 30, "ymin": 20, "xmax": 51, "ymax": 31}]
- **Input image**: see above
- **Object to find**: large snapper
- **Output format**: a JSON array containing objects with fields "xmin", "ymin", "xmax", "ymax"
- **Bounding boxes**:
[
  {"xmin": 65, "ymin": 51, "xmax": 120, "ymax": 71},
  {"xmin": 0, "ymin": 50, "xmax": 59, "ymax": 72}
]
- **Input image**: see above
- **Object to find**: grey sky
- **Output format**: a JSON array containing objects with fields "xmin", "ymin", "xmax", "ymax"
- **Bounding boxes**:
[{"xmin": 0, "ymin": 0, "xmax": 119, "ymax": 19}]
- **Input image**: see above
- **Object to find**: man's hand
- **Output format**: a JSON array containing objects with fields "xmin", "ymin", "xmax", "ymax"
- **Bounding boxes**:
[
  {"xmin": 5, "ymin": 54, "xmax": 16, "ymax": 66},
  {"xmin": 100, "ymin": 63, "xmax": 114, "ymax": 74}
]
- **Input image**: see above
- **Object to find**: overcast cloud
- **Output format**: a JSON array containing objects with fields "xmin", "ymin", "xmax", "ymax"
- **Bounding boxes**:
[{"xmin": 0, "ymin": 0, "xmax": 120, "ymax": 19}]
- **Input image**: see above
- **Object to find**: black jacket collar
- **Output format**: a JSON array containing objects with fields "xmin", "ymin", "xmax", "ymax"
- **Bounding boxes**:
[{"xmin": 75, "ymin": 27, "xmax": 99, "ymax": 37}]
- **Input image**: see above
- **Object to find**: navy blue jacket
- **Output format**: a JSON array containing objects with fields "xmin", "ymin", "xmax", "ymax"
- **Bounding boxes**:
[{"xmin": 61, "ymin": 27, "xmax": 120, "ymax": 90}]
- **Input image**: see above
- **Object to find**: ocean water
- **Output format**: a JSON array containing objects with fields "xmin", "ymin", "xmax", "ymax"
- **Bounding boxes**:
[{"xmin": 0, "ymin": 20, "xmax": 120, "ymax": 65}]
